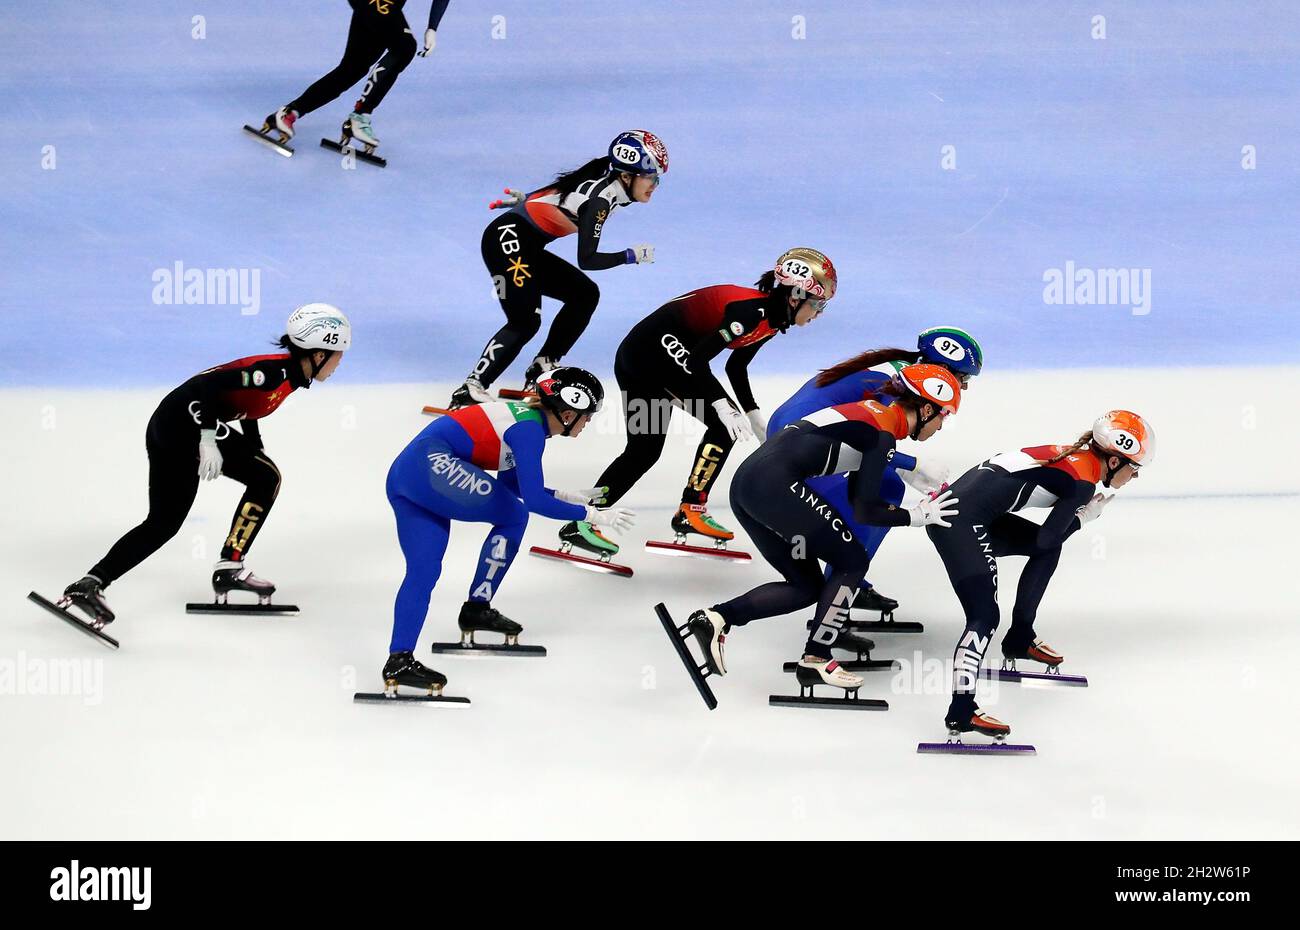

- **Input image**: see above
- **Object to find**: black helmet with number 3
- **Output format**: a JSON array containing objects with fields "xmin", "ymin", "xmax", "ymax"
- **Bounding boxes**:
[{"xmin": 535, "ymin": 367, "xmax": 604, "ymax": 434}]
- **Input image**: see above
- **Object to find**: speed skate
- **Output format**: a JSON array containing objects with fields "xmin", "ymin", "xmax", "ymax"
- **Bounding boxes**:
[
  {"xmin": 353, "ymin": 652, "xmax": 470, "ymax": 705},
  {"xmin": 26, "ymin": 591, "xmax": 120, "ymax": 649},
  {"xmin": 429, "ymin": 602, "xmax": 547, "ymax": 657},
  {"xmin": 242, "ymin": 123, "xmax": 293, "ymax": 158},
  {"xmin": 917, "ymin": 732, "xmax": 1037, "ymax": 756},
  {"xmin": 781, "ymin": 631, "xmax": 895, "ymax": 673},
  {"xmin": 769, "ymin": 660, "xmax": 889, "ymax": 711},
  {"xmin": 185, "ymin": 562, "xmax": 298, "ymax": 615},
  {"xmin": 529, "ymin": 543, "xmax": 633, "ymax": 577},
  {"xmin": 655, "ymin": 603, "xmax": 719, "ymax": 710},
  {"xmin": 320, "ymin": 116, "xmax": 387, "ymax": 168}
]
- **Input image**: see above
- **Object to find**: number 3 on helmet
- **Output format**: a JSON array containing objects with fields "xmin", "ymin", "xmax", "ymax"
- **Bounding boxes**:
[{"xmin": 1092, "ymin": 410, "xmax": 1155, "ymax": 466}]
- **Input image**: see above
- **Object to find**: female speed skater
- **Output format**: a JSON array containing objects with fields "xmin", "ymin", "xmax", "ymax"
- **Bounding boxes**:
[
  {"xmin": 555, "ymin": 248, "xmax": 836, "ymax": 561},
  {"xmin": 683, "ymin": 364, "xmax": 964, "ymax": 695},
  {"xmin": 378, "ymin": 367, "xmax": 636, "ymax": 696},
  {"xmin": 929, "ymin": 409, "xmax": 1155, "ymax": 741},
  {"xmin": 447, "ymin": 130, "xmax": 668, "ymax": 408},
  {"xmin": 766, "ymin": 326, "xmax": 983, "ymax": 618},
  {"xmin": 54, "ymin": 304, "xmax": 351, "ymax": 628},
  {"xmin": 253, "ymin": 0, "xmax": 451, "ymax": 154}
]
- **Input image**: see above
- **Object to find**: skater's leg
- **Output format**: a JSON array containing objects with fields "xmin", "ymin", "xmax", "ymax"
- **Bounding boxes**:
[
  {"xmin": 465, "ymin": 493, "xmax": 528, "ymax": 602},
  {"xmin": 353, "ymin": 15, "xmax": 417, "ymax": 114},
  {"xmin": 88, "ymin": 422, "xmax": 199, "ymax": 585},
  {"xmin": 465, "ymin": 219, "xmax": 545, "ymax": 388},
  {"xmin": 681, "ymin": 399, "xmax": 736, "ymax": 505},
  {"xmin": 710, "ymin": 497, "xmax": 821, "ymax": 627},
  {"xmin": 213, "ymin": 430, "xmax": 282, "ymax": 561},
  {"xmin": 927, "ymin": 521, "xmax": 1001, "ymax": 720},
  {"xmin": 387, "ymin": 494, "xmax": 451, "ymax": 653},
  {"xmin": 287, "ymin": 10, "xmax": 386, "ymax": 118},
  {"xmin": 535, "ymin": 252, "xmax": 600, "ymax": 362},
  {"xmin": 591, "ymin": 357, "xmax": 670, "ymax": 506},
  {"xmin": 986, "ymin": 514, "xmax": 1064, "ymax": 651}
]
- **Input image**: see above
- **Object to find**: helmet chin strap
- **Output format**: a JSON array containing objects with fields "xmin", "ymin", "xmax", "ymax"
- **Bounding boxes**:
[{"xmin": 911, "ymin": 404, "xmax": 939, "ymax": 441}]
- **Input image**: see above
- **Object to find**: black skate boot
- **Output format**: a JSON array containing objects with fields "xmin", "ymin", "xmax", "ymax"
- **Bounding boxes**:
[
  {"xmin": 350, "ymin": 652, "xmax": 469, "ymax": 704},
  {"xmin": 26, "ymin": 576, "xmax": 121, "ymax": 648},
  {"xmin": 448, "ymin": 377, "xmax": 491, "ymax": 410},
  {"xmin": 853, "ymin": 586, "xmax": 898, "ymax": 615},
  {"xmin": 687, "ymin": 608, "xmax": 727, "ymax": 675},
  {"xmin": 790, "ymin": 620, "xmax": 894, "ymax": 673},
  {"xmin": 188, "ymin": 561, "xmax": 298, "ymax": 614},
  {"xmin": 62, "ymin": 575, "xmax": 115, "ymax": 627},
  {"xmin": 847, "ymin": 585, "xmax": 923, "ymax": 634},
  {"xmin": 429, "ymin": 600, "xmax": 546, "ymax": 656},
  {"xmin": 522, "ymin": 356, "xmax": 556, "ymax": 393}
]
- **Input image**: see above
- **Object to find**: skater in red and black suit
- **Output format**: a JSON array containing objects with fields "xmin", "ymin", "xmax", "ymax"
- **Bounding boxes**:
[
  {"xmin": 57, "ymin": 305, "xmax": 351, "ymax": 628},
  {"xmin": 255, "ymin": 1, "xmax": 452, "ymax": 154},
  {"xmin": 554, "ymin": 247, "xmax": 837, "ymax": 560},
  {"xmin": 930, "ymin": 410, "xmax": 1156, "ymax": 741}
]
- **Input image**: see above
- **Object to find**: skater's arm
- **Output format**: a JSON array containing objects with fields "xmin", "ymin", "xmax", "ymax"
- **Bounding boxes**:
[
  {"xmin": 1037, "ymin": 475, "xmax": 1096, "ymax": 547},
  {"xmin": 574, "ymin": 197, "xmax": 632, "ymax": 271},
  {"xmin": 427, "ymin": 0, "xmax": 450, "ymax": 30},
  {"xmin": 724, "ymin": 340, "xmax": 767, "ymax": 412},
  {"xmin": 502, "ymin": 422, "xmax": 587, "ymax": 521},
  {"xmin": 688, "ymin": 299, "xmax": 767, "ymax": 404},
  {"xmin": 846, "ymin": 434, "xmax": 911, "ymax": 527}
]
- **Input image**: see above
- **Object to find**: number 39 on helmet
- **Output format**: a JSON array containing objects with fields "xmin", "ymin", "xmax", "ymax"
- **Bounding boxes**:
[{"xmin": 1092, "ymin": 410, "xmax": 1155, "ymax": 466}]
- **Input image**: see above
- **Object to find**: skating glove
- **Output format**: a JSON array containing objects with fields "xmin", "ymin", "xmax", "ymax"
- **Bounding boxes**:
[
  {"xmin": 419, "ymin": 29, "xmax": 437, "ymax": 56},
  {"xmin": 908, "ymin": 488, "xmax": 958, "ymax": 527},
  {"xmin": 556, "ymin": 486, "xmax": 609, "ymax": 506},
  {"xmin": 197, "ymin": 429, "xmax": 223, "ymax": 481},
  {"xmin": 902, "ymin": 460, "xmax": 949, "ymax": 494},
  {"xmin": 712, "ymin": 399, "xmax": 753, "ymax": 443},
  {"xmin": 1076, "ymin": 492, "xmax": 1113, "ymax": 526},
  {"xmin": 746, "ymin": 408, "xmax": 768, "ymax": 437},
  {"xmin": 489, "ymin": 188, "xmax": 525, "ymax": 210},
  {"xmin": 585, "ymin": 506, "xmax": 636, "ymax": 534},
  {"xmin": 627, "ymin": 244, "xmax": 655, "ymax": 264}
]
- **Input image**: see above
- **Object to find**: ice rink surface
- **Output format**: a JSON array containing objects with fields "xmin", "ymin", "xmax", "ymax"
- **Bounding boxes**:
[{"xmin": 1, "ymin": 1, "xmax": 1298, "ymax": 839}]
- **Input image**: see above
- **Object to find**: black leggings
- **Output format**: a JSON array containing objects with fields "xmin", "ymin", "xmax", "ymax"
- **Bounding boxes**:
[
  {"xmin": 712, "ymin": 452, "xmax": 870, "ymax": 659},
  {"xmin": 89, "ymin": 414, "xmax": 282, "ymax": 586},
  {"xmin": 467, "ymin": 214, "xmax": 600, "ymax": 387},
  {"xmin": 592, "ymin": 321, "xmax": 737, "ymax": 507},
  {"xmin": 288, "ymin": 0, "xmax": 417, "ymax": 117},
  {"xmin": 927, "ymin": 514, "xmax": 1064, "ymax": 715}
]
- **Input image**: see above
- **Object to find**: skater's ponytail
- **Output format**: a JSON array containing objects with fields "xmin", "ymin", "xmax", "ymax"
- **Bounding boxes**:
[
  {"xmin": 875, "ymin": 378, "xmax": 926, "ymax": 414},
  {"xmin": 815, "ymin": 348, "xmax": 916, "ymax": 387},
  {"xmin": 1045, "ymin": 432, "xmax": 1096, "ymax": 464},
  {"xmin": 541, "ymin": 157, "xmax": 614, "ymax": 197}
]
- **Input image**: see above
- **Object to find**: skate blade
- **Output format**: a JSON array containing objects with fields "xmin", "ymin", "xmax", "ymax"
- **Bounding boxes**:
[
  {"xmin": 846, "ymin": 619, "xmax": 924, "ymax": 634},
  {"xmin": 917, "ymin": 741, "xmax": 1036, "ymax": 755},
  {"xmin": 27, "ymin": 592, "xmax": 120, "ymax": 649},
  {"xmin": 654, "ymin": 603, "xmax": 719, "ymax": 710},
  {"xmin": 496, "ymin": 388, "xmax": 537, "ymax": 401},
  {"xmin": 352, "ymin": 691, "xmax": 470, "ymax": 705},
  {"xmin": 242, "ymin": 125, "xmax": 293, "ymax": 157},
  {"xmin": 529, "ymin": 545, "xmax": 633, "ymax": 577},
  {"xmin": 768, "ymin": 694, "xmax": 889, "ymax": 711},
  {"xmin": 319, "ymin": 138, "xmax": 387, "ymax": 167},
  {"xmin": 781, "ymin": 659, "xmax": 896, "ymax": 673},
  {"xmin": 422, "ymin": 405, "xmax": 452, "ymax": 417},
  {"xmin": 185, "ymin": 602, "xmax": 299, "ymax": 615},
  {"xmin": 981, "ymin": 668, "xmax": 1088, "ymax": 687},
  {"xmin": 644, "ymin": 539, "xmax": 751, "ymax": 562},
  {"xmin": 429, "ymin": 642, "xmax": 547, "ymax": 657}
]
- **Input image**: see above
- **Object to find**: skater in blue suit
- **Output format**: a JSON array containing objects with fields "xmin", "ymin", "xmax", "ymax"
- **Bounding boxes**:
[{"xmin": 766, "ymin": 327, "xmax": 983, "ymax": 617}]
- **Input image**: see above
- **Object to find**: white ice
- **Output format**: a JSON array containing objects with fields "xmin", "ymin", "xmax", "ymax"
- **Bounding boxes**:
[{"xmin": 2, "ymin": 368, "xmax": 1296, "ymax": 839}]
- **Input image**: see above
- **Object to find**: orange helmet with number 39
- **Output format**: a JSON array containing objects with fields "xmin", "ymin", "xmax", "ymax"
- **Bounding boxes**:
[{"xmin": 1092, "ymin": 410, "xmax": 1156, "ymax": 466}]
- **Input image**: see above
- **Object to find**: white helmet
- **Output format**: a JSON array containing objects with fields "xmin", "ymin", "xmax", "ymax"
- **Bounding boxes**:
[{"xmin": 287, "ymin": 303, "xmax": 351, "ymax": 352}]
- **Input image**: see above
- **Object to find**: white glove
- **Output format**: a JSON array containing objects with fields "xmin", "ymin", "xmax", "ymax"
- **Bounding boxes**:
[
  {"xmin": 555, "ymin": 486, "xmax": 608, "ymax": 506},
  {"xmin": 584, "ymin": 505, "xmax": 636, "ymax": 534},
  {"xmin": 901, "ymin": 460, "xmax": 950, "ymax": 494},
  {"xmin": 712, "ymin": 399, "xmax": 753, "ymax": 443},
  {"xmin": 908, "ymin": 488, "xmax": 959, "ymax": 527},
  {"xmin": 197, "ymin": 429, "xmax": 223, "ymax": 481},
  {"xmin": 629, "ymin": 244, "xmax": 655, "ymax": 264},
  {"xmin": 418, "ymin": 28, "xmax": 437, "ymax": 56},
  {"xmin": 746, "ymin": 408, "xmax": 768, "ymax": 437},
  {"xmin": 1076, "ymin": 492, "xmax": 1114, "ymax": 526}
]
